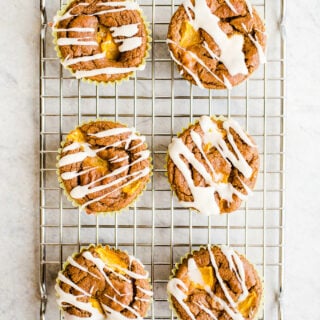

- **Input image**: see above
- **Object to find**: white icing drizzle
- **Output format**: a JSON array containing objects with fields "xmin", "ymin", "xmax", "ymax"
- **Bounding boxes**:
[
  {"xmin": 214, "ymin": 295, "xmax": 244, "ymax": 320},
  {"xmin": 110, "ymin": 23, "xmax": 140, "ymax": 37},
  {"xmin": 195, "ymin": 302, "xmax": 218, "ymax": 320},
  {"xmin": 243, "ymin": 0, "xmax": 253, "ymax": 17},
  {"xmin": 63, "ymin": 142, "xmax": 82, "ymax": 152},
  {"xmin": 135, "ymin": 297, "xmax": 150, "ymax": 302},
  {"xmin": 54, "ymin": 2, "xmax": 138, "ymax": 24},
  {"xmin": 96, "ymin": 1, "xmax": 140, "ymax": 10},
  {"xmin": 183, "ymin": 0, "xmax": 248, "ymax": 76},
  {"xmin": 61, "ymin": 167, "xmax": 96, "ymax": 180},
  {"xmin": 88, "ymin": 127, "xmax": 132, "ymax": 138},
  {"xmin": 59, "ymin": 143, "xmax": 96, "ymax": 167},
  {"xmin": 104, "ymin": 294, "xmax": 143, "ymax": 319},
  {"xmin": 223, "ymin": 75, "xmax": 232, "ymax": 89},
  {"xmin": 188, "ymin": 258, "xmax": 206, "ymax": 287},
  {"xmin": 82, "ymin": 251, "xmax": 122, "ymax": 296},
  {"xmin": 167, "ymin": 278, "xmax": 196, "ymax": 320},
  {"xmin": 224, "ymin": 0, "xmax": 238, "ymax": 14},
  {"xmin": 207, "ymin": 245, "xmax": 243, "ymax": 311},
  {"xmin": 168, "ymin": 47, "xmax": 204, "ymax": 88},
  {"xmin": 55, "ymin": 284, "xmax": 105, "ymax": 320},
  {"xmin": 168, "ymin": 246, "xmax": 249, "ymax": 320},
  {"xmin": 59, "ymin": 127, "xmax": 150, "ymax": 210},
  {"xmin": 115, "ymin": 37, "xmax": 142, "ymax": 52},
  {"xmin": 167, "ymin": 33, "xmax": 234, "ymax": 89},
  {"xmin": 69, "ymin": 152, "xmax": 149, "ymax": 199},
  {"xmin": 53, "ymin": 3, "xmax": 90, "ymax": 24},
  {"xmin": 248, "ymin": 34, "xmax": 267, "ymax": 64},
  {"xmin": 168, "ymin": 115, "xmax": 255, "ymax": 215},
  {"xmin": 136, "ymin": 286, "xmax": 154, "ymax": 296},
  {"xmin": 53, "ymin": 1, "xmax": 144, "ymax": 79},
  {"xmin": 168, "ymin": 38, "xmax": 231, "ymax": 89},
  {"xmin": 110, "ymin": 156, "xmax": 129, "ymax": 163},
  {"xmin": 56, "ymin": 248, "xmax": 152, "ymax": 320},
  {"xmin": 241, "ymin": 22, "xmax": 248, "ymax": 33},
  {"xmin": 67, "ymin": 256, "xmax": 100, "ymax": 280},
  {"xmin": 115, "ymin": 265, "xmax": 149, "ymax": 280},
  {"xmin": 54, "ymin": 27, "xmax": 96, "ymax": 33},
  {"xmin": 57, "ymin": 37, "xmax": 98, "ymax": 46},
  {"xmin": 220, "ymin": 245, "xmax": 248, "ymax": 302},
  {"xmin": 57, "ymin": 272, "xmax": 90, "ymax": 297},
  {"xmin": 73, "ymin": 64, "xmax": 145, "ymax": 78},
  {"xmin": 63, "ymin": 53, "xmax": 107, "ymax": 67},
  {"xmin": 80, "ymin": 167, "xmax": 149, "ymax": 211}
]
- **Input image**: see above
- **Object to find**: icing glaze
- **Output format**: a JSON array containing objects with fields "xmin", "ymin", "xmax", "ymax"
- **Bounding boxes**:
[
  {"xmin": 167, "ymin": 0, "xmax": 266, "ymax": 88},
  {"xmin": 167, "ymin": 278, "xmax": 196, "ymax": 320},
  {"xmin": 73, "ymin": 65, "xmax": 145, "ymax": 78},
  {"xmin": 167, "ymin": 246, "xmax": 252, "ymax": 320},
  {"xmin": 110, "ymin": 23, "xmax": 140, "ymax": 37},
  {"xmin": 115, "ymin": 37, "xmax": 142, "ymax": 52},
  {"xmin": 224, "ymin": 0, "xmax": 238, "ymax": 14},
  {"xmin": 56, "ymin": 247, "xmax": 152, "ymax": 320},
  {"xmin": 53, "ymin": 1, "xmax": 145, "ymax": 79},
  {"xmin": 167, "ymin": 38, "xmax": 231, "ymax": 89},
  {"xmin": 244, "ymin": 0, "xmax": 253, "ymax": 16},
  {"xmin": 57, "ymin": 37, "xmax": 98, "ymax": 46},
  {"xmin": 168, "ymin": 115, "xmax": 256, "ymax": 215},
  {"xmin": 59, "ymin": 126, "xmax": 150, "ymax": 211},
  {"xmin": 63, "ymin": 53, "xmax": 107, "ymax": 67},
  {"xmin": 167, "ymin": 46, "xmax": 204, "ymax": 88},
  {"xmin": 248, "ymin": 34, "xmax": 267, "ymax": 64},
  {"xmin": 183, "ymin": 0, "xmax": 248, "ymax": 76},
  {"xmin": 54, "ymin": 27, "xmax": 96, "ymax": 33}
]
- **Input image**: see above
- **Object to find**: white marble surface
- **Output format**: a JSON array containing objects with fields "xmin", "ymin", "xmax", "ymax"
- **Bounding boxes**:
[{"xmin": 0, "ymin": 0, "xmax": 320, "ymax": 319}]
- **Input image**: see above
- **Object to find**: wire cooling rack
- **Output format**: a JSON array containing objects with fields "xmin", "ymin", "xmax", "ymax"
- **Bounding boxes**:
[{"xmin": 39, "ymin": 0, "xmax": 286, "ymax": 319}]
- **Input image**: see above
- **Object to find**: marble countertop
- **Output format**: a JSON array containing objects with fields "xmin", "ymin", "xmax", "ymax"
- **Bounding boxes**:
[{"xmin": 1, "ymin": 0, "xmax": 320, "ymax": 318}]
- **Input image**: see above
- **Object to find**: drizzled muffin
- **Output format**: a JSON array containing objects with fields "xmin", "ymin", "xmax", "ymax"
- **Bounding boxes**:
[
  {"xmin": 167, "ymin": 115, "xmax": 259, "ymax": 215},
  {"xmin": 57, "ymin": 120, "xmax": 151, "ymax": 214},
  {"xmin": 167, "ymin": 0, "xmax": 266, "ymax": 89},
  {"xmin": 167, "ymin": 245, "xmax": 263, "ymax": 320},
  {"xmin": 52, "ymin": 0, "xmax": 150, "ymax": 84},
  {"xmin": 56, "ymin": 245, "xmax": 153, "ymax": 319}
]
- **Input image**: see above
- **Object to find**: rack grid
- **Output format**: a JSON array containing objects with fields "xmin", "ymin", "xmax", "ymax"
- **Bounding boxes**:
[{"xmin": 39, "ymin": 0, "xmax": 286, "ymax": 319}]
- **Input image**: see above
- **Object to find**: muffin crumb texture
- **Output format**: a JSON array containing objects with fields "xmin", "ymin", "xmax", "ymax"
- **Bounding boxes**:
[
  {"xmin": 167, "ymin": 0, "xmax": 266, "ymax": 89},
  {"xmin": 56, "ymin": 245, "xmax": 153, "ymax": 319},
  {"xmin": 168, "ymin": 245, "xmax": 263, "ymax": 320}
]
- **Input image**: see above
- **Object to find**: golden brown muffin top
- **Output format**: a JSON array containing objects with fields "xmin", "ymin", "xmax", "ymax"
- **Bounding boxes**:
[
  {"xmin": 58, "ymin": 120, "xmax": 151, "ymax": 214},
  {"xmin": 167, "ymin": 115, "xmax": 259, "ymax": 215},
  {"xmin": 53, "ymin": 0, "xmax": 149, "ymax": 83},
  {"xmin": 168, "ymin": 245, "xmax": 263, "ymax": 320},
  {"xmin": 56, "ymin": 245, "xmax": 153, "ymax": 319}
]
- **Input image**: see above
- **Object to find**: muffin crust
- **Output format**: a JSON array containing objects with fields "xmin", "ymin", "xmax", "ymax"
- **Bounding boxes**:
[
  {"xmin": 58, "ymin": 120, "xmax": 151, "ymax": 214},
  {"xmin": 167, "ymin": 0, "xmax": 266, "ymax": 89},
  {"xmin": 56, "ymin": 245, "xmax": 153, "ymax": 319},
  {"xmin": 168, "ymin": 245, "xmax": 263, "ymax": 320},
  {"xmin": 167, "ymin": 115, "xmax": 259, "ymax": 215},
  {"xmin": 53, "ymin": 0, "xmax": 149, "ymax": 83}
]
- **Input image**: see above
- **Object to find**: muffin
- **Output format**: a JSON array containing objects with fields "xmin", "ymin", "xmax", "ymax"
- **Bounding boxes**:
[
  {"xmin": 58, "ymin": 120, "xmax": 151, "ymax": 214},
  {"xmin": 167, "ymin": 245, "xmax": 263, "ymax": 320},
  {"xmin": 52, "ymin": 0, "xmax": 150, "ymax": 84},
  {"xmin": 167, "ymin": 0, "xmax": 266, "ymax": 89},
  {"xmin": 56, "ymin": 245, "xmax": 153, "ymax": 319},
  {"xmin": 167, "ymin": 115, "xmax": 259, "ymax": 215}
]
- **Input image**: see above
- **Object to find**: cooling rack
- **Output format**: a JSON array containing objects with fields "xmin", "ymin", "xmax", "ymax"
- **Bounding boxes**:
[{"xmin": 39, "ymin": 0, "xmax": 286, "ymax": 319}]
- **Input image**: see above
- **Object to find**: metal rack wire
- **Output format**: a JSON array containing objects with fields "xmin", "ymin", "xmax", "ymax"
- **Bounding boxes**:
[{"xmin": 39, "ymin": 0, "xmax": 286, "ymax": 319}]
